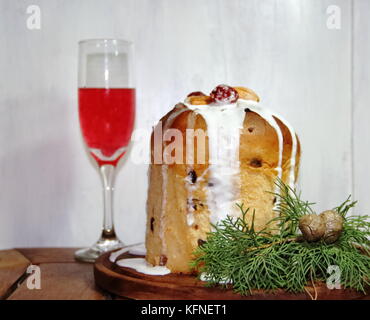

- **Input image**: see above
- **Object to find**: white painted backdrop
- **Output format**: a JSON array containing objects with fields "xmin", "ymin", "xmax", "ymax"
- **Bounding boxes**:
[{"xmin": 0, "ymin": 0, "xmax": 368, "ymax": 249}]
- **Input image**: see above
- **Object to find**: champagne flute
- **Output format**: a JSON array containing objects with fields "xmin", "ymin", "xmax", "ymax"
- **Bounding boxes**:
[{"xmin": 75, "ymin": 39, "xmax": 135, "ymax": 262}]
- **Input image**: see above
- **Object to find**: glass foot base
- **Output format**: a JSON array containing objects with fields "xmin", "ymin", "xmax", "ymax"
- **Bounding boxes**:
[{"xmin": 75, "ymin": 238, "xmax": 124, "ymax": 263}]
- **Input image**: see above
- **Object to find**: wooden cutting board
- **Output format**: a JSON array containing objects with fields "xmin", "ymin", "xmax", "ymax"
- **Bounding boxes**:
[{"xmin": 94, "ymin": 251, "xmax": 370, "ymax": 300}]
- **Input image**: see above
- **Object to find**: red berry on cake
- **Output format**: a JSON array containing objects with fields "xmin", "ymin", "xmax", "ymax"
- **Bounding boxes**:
[{"xmin": 210, "ymin": 84, "xmax": 239, "ymax": 104}]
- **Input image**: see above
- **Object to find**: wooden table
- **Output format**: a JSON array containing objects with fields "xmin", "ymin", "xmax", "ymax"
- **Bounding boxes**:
[
  {"xmin": 2, "ymin": 248, "xmax": 369, "ymax": 300},
  {"xmin": 0, "ymin": 248, "xmax": 122, "ymax": 300}
]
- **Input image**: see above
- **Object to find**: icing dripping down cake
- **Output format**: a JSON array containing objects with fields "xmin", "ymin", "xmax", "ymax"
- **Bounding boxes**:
[{"xmin": 145, "ymin": 85, "xmax": 301, "ymax": 273}]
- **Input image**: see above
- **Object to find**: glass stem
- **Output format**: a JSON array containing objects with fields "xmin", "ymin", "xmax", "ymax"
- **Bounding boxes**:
[{"xmin": 100, "ymin": 164, "xmax": 117, "ymax": 240}]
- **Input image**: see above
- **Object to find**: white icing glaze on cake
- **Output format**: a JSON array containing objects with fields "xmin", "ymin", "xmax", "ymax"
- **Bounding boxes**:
[
  {"xmin": 116, "ymin": 258, "xmax": 171, "ymax": 275},
  {"xmin": 185, "ymin": 102, "xmax": 247, "ymax": 224},
  {"xmin": 110, "ymin": 244, "xmax": 169, "ymax": 276},
  {"xmin": 182, "ymin": 98, "xmax": 297, "ymax": 225}
]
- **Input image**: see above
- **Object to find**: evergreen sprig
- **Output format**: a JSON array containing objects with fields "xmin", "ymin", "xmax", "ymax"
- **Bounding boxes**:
[{"xmin": 191, "ymin": 181, "xmax": 370, "ymax": 296}]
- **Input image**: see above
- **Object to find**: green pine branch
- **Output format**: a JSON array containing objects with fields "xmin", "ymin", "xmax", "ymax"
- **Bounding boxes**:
[{"xmin": 190, "ymin": 180, "xmax": 370, "ymax": 295}]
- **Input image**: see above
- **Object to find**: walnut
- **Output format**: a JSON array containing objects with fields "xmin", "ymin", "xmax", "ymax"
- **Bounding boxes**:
[
  {"xmin": 299, "ymin": 214, "xmax": 325, "ymax": 242},
  {"xmin": 320, "ymin": 210, "xmax": 344, "ymax": 244},
  {"xmin": 299, "ymin": 211, "xmax": 344, "ymax": 244}
]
